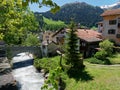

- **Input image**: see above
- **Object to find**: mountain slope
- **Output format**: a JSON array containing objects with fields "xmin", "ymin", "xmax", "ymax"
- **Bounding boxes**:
[
  {"xmin": 101, "ymin": 1, "xmax": 120, "ymax": 10},
  {"xmin": 40, "ymin": 2, "xmax": 104, "ymax": 27}
]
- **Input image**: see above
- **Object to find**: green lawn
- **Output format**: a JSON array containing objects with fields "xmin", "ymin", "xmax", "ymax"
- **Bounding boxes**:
[
  {"xmin": 34, "ymin": 56, "xmax": 120, "ymax": 90},
  {"xmin": 108, "ymin": 53, "xmax": 120, "ymax": 64},
  {"xmin": 65, "ymin": 62, "xmax": 120, "ymax": 90}
]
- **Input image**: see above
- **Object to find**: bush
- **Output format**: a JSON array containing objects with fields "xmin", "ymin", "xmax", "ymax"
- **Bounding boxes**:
[
  {"xmin": 94, "ymin": 40, "xmax": 114, "ymax": 64},
  {"xmin": 86, "ymin": 57, "xmax": 104, "ymax": 64},
  {"xmin": 23, "ymin": 33, "xmax": 40, "ymax": 46},
  {"xmin": 99, "ymin": 39, "xmax": 114, "ymax": 56},
  {"xmin": 94, "ymin": 50, "xmax": 107, "ymax": 60},
  {"xmin": 34, "ymin": 56, "xmax": 60, "ymax": 72}
]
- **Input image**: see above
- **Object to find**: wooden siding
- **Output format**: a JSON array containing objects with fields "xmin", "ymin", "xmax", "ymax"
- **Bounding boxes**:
[{"xmin": 103, "ymin": 15, "xmax": 120, "ymax": 20}]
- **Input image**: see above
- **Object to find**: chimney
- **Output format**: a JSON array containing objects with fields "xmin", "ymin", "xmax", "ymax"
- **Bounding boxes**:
[{"xmin": 77, "ymin": 23, "xmax": 81, "ymax": 29}]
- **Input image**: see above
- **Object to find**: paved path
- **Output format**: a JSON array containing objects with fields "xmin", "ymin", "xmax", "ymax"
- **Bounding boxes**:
[{"xmin": 12, "ymin": 52, "xmax": 44, "ymax": 90}]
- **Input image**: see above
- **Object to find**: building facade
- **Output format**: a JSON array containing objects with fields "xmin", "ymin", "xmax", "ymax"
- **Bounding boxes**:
[{"xmin": 101, "ymin": 9, "xmax": 120, "ymax": 45}]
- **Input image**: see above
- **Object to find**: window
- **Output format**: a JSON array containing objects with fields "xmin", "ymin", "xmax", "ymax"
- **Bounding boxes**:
[
  {"xmin": 108, "ymin": 29, "xmax": 116, "ymax": 34},
  {"xmin": 109, "ymin": 20, "xmax": 116, "ymax": 25},
  {"xmin": 116, "ymin": 34, "xmax": 120, "ymax": 38},
  {"xmin": 46, "ymin": 36, "xmax": 49, "ymax": 39},
  {"xmin": 81, "ymin": 42, "xmax": 86, "ymax": 46},
  {"xmin": 118, "ymin": 23, "xmax": 120, "ymax": 27},
  {"xmin": 118, "ymin": 18, "xmax": 120, "ymax": 27}
]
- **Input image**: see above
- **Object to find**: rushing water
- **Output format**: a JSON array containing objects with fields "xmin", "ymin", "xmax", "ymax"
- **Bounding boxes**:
[{"xmin": 12, "ymin": 52, "xmax": 44, "ymax": 90}]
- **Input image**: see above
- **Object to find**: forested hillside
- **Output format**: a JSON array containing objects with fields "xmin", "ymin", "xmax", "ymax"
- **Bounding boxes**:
[
  {"xmin": 40, "ymin": 2, "xmax": 104, "ymax": 27},
  {"xmin": 34, "ymin": 13, "xmax": 66, "ymax": 31}
]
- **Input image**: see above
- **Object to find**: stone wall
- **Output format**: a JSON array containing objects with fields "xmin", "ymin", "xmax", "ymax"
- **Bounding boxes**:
[{"xmin": 6, "ymin": 46, "xmax": 42, "ymax": 58}]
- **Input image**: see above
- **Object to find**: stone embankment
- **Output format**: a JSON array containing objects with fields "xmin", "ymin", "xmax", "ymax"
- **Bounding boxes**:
[{"xmin": 0, "ymin": 57, "xmax": 17, "ymax": 90}]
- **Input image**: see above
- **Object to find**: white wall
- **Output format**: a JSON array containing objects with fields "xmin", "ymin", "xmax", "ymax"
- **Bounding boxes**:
[{"xmin": 102, "ymin": 19, "xmax": 117, "ymax": 40}]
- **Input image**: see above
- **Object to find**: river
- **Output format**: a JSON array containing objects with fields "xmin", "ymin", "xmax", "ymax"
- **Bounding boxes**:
[{"xmin": 12, "ymin": 52, "xmax": 44, "ymax": 90}]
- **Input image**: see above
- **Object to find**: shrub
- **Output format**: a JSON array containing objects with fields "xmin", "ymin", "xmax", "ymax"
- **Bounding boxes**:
[
  {"xmin": 34, "ymin": 56, "xmax": 60, "ymax": 72},
  {"xmin": 94, "ymin": 40, "xmax": 114, "ymax": 63},
  {"xmin": 99, "ymin": 39, "xmax": 114, "ymax": 56},
  {"xmin": 41, "ymin": 67, "xmax": 63, "ymax": 90},
  {"xmin": 94, "ymin": 50, "xmax": 107, "ymax": 60},
  {"xmin": 23, "ymin": 33, "xmax": 40, "ymax": 46},
  {"xmin": 86, "ymin": 57, "xmax": 104, "ymax": 64}
]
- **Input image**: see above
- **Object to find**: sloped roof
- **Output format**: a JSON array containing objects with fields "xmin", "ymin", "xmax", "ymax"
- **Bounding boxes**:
[
  {"xmin": 52, "ymin": 28, "xmax": 65, "ymax": 37},
  {"xmin": 101, "ymin": 9, "xmax": 120, "ymax": 16},
  {"xmin": 76, "ymin": 29, "xmax": 102, "ymax": 42}
]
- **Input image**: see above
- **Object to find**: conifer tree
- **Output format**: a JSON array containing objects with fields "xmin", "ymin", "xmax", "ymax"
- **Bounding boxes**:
[{"xmin": 65, "ymin": 21, "xmax": 84, "ymax": 69}]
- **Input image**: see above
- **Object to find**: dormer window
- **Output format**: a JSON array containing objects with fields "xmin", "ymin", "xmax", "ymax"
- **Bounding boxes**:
[
  {"xmin": 108, "ymin": 29, "xmax": 116, "ymax": 34},
  {"xmin": 109, "ymin": 20, "xmax": 116, "ymax": 25}
]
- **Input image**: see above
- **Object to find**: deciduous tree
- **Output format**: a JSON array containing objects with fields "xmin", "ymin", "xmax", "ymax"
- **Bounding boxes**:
[
  {"xmin": 0, "ymin": 0, "xmax": 39, "ymax": 44},
  {"xmin": 22, "ymin": 0, "xmax": 60, "ymax": 13}
]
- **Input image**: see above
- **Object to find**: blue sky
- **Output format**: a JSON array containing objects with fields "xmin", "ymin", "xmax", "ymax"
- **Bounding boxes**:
[{"xmin": 29, "ymin": 0, "xmax": 119, "ymax": 12}]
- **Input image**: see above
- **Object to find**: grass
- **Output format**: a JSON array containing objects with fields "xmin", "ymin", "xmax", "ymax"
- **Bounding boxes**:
[
  {"xmin": 108, "ymin": 53, "xmax": 120, "ymax": 64},
  {"xmin": 43, "ymin": 17, "xmax": 65, "ymax": 25},
  {"xmin": 34, "ymin": 56, "xmax": 120, "ymax": 90},
  {"xmin": 65, "ymin": 62, "xmax": 120, "ymax": 90}
]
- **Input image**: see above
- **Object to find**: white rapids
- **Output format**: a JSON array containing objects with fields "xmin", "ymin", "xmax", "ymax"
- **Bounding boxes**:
[{"xmin": 12, "ymin": 52, "xmax": 44, "ymax": 90}]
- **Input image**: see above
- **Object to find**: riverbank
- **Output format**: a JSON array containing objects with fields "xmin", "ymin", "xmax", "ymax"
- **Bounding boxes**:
[{"xmin": 0, "ymin": 57, "xmax": 17, "ymax": 90}]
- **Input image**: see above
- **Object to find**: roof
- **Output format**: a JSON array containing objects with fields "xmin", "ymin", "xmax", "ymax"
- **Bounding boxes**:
[
  {"xmin": 101, "ymin": 9, "xmax": 120, "ymax": 16},
  {"xmin": 76, "ymin": 29, "xmax": 102, "ymax": 43},
  {"xmin": 42, "ymin": 40, "xmax": 57, "ymax": 46},
  {"xmin": 52, "ymin": 28, "xmax": 65, "ymax": 37}
]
